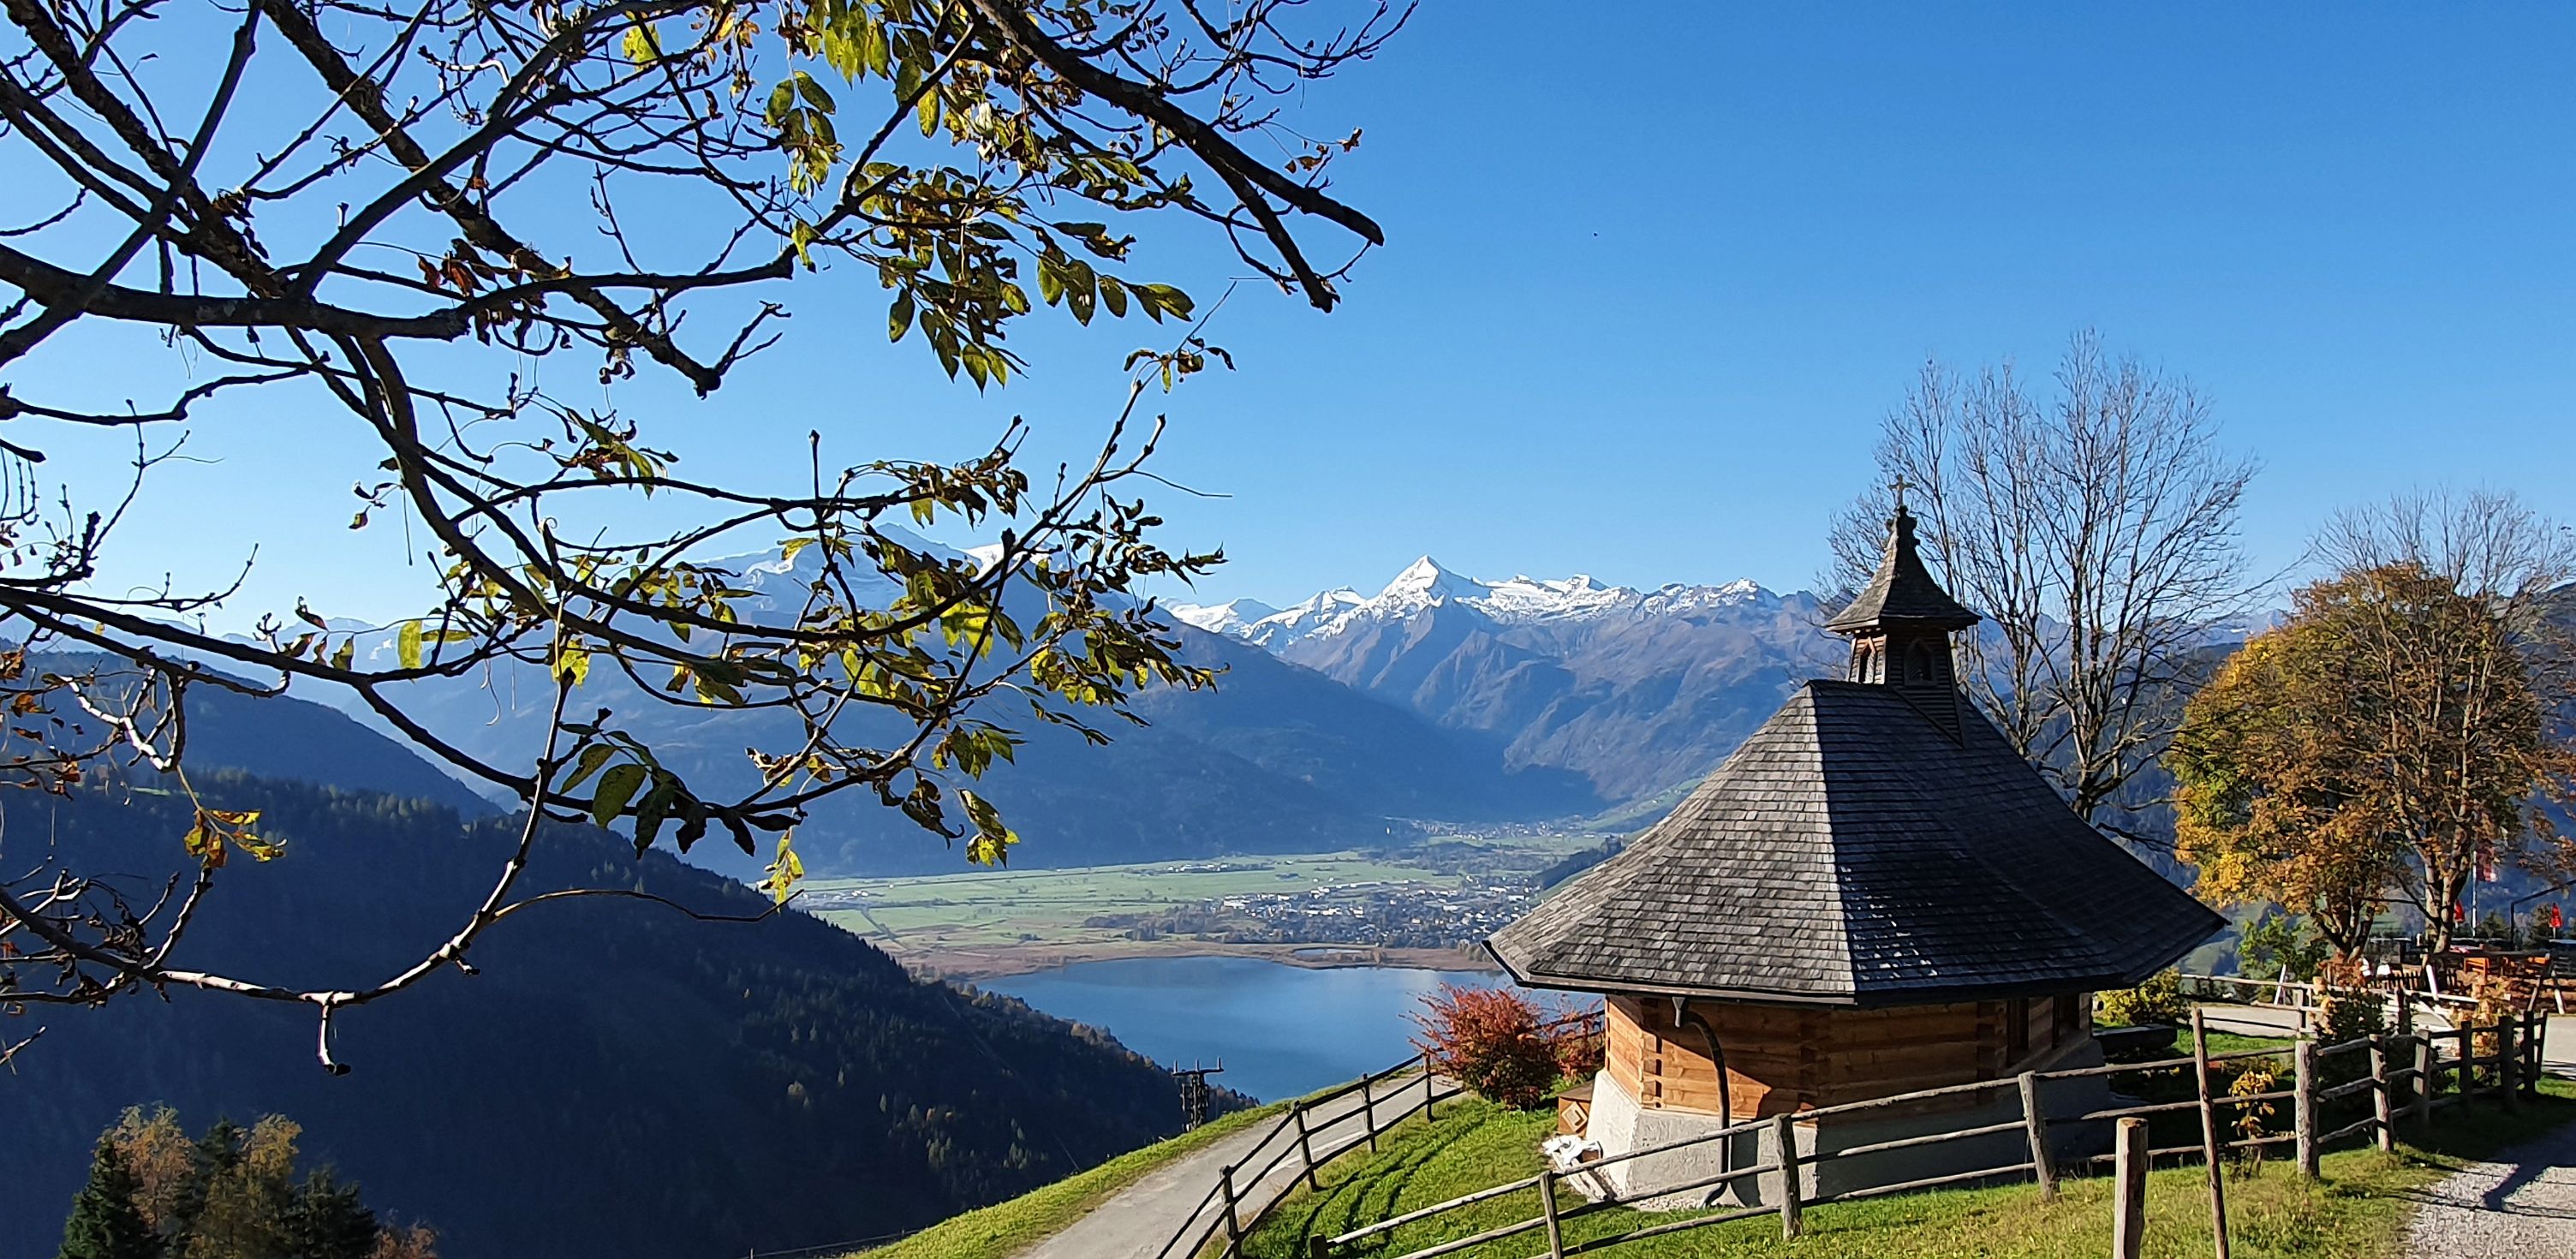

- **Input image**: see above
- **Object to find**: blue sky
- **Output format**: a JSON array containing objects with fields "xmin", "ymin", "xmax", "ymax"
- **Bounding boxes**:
[
  {"xmin": 21, "ymin": 3, "xmax": 2576, "ymax": 626},
  {"xmin": 1134, "ymin": 1, "xmax": 2576, "ymax": 606}
]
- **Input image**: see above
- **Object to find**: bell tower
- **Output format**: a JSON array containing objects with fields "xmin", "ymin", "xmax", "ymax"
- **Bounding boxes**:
[{"xmin": 1826, "ymin": 494, "xmax": 1979, "ymax": 737}]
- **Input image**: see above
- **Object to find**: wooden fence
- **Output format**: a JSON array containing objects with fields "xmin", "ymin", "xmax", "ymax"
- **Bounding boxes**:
[
  {"xmin": 1278, "ymin": 1007, "xmax": 2547, "ymax": 1259},
  {"xmin": 2174, "ymin": 970, "xmax": 2487, "ymax": 1029},
  {"xmin": 1156, "ymin": 1009, "xmax": 1605, "ymax": 1259}
]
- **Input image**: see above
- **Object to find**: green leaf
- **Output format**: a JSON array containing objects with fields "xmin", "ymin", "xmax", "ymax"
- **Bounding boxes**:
[
  {"xmin": 397, "ymin": 619, "xmax": 424, "ymax": 671},
  {"xmin": 1065, "ymin": 260, "xmax": 1097, "ymax": 325},
  {"xmin": 766, "ymin": 81, "xmax": 796, "ymax": 126},
  {"xmin": 330, "ymin": 637, "xmax": 355, "ymax": 671},
  {"xmin": 1099, "ymin": 276, "xmax": 1129, "ymax": 319},
  {"xmin": 960, "ymin": 789, "xmax": 1018, "ymax": 866},
  {"xmin": 563, "ymin": 743, "xmax": 617, "ymax": 791},
  {"xmin": 555, "ymin": 642, "xmax": 591, "ymax": 686},
  {"xmin": 591, "ymin": 763, "xmax": 646, "ymax": 827},
  {"xmin": 634, "ymin": 777, "xmax": 680, "ymax": 850},
  {"xmin": 1140, "ymin": 283, "xmax": 1194, "ymax": 319},
  {"xmin": 794, "ymin": 70, "xmax": 834, "ymax": 112},
  {"xmin": 888, "ymin": 291, "xmax": 915, "ymax": 342},
  {"xmin": 758, "ymin": 832, "xmax": 805, "ymax": 904},
  {"xmin": 620, "ymin": 23, "xmax": 661, "ymax": 65}
]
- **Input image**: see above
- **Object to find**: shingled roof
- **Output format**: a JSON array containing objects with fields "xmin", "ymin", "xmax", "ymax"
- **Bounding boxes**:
[
  {"xmin": 1825, "ymin": 507, "xmax": 1980, "ymax": 632},
  {"xmin": 1488, "ymin": 683, "xmax": 2223, "ymax": 1006}
]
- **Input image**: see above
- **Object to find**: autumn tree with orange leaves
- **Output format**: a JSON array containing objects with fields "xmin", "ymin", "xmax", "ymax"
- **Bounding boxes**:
[{"xmin": 2172, "ymin": 492, "xmax": 2576, "ymax": 957}]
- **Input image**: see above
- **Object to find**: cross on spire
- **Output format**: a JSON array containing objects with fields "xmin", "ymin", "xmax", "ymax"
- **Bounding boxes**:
[{"xmin": 1890, "ymin": 474, "xmax": 1913, "ymax": 511}]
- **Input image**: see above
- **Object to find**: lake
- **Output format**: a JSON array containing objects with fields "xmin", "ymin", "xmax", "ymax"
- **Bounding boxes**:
[{"xmin": 985, "ymin": 955, "xmax": 1506, "ymax": 1101}]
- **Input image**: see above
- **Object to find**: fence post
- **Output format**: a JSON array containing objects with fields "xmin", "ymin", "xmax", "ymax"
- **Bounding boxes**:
[
  {"xmin": 1423, "ymin": 1051, "xmax": 1437, "ymax": 1122},
  {"xmin": 1770, "ymin": 1112, "xmax": 1803, "ymax": 1241},
  {"xmin": 2017, "ymin": 1071, "xmax": 2056, "ymax": 1202},
  {"xmin": 1219, "ymin": 1164, "xmax": 1242, "ymax": 1259},
  {"xmin": 2369, "ymin": 1035, "xmax": 2394, "ymax": 1154},
  {"xmin": 2529, "ymin": 1011, "xmax": 2547, "ymax": 1099},
  {"xmin": 2499, "ymin": 1017, "xmax": 2520, "ymax": 1112},
  {"xmin": 2113, "ymin": 1116, "xmax": 2148, "ymax": 1259},
  {"xmin": 1293, "ymin": 1103, "xmax": 1320, "ymax": 1191},
  {"xmin": 2191, "ymin": 1009, "xmax": 2232, "ymax": 1259},
  {"xmin": 2293, "ymin": 1039, "xmax": 2318, "ymax": 1178},
  {"xmin": 2412, "ymin": 1035, "xmax": 2435, "ymax": 1127},
  {"xmin": 1361, "ymin": 1072, "xmax": 1378, "ymax": 1152},
  {"xmin": 2455, "ymin": 1028, "xmax": 2474, "ymax": 1116},
  {"xmin": 1537, "ymin": 1172, "xmax": 1567, "ymax": 1259},
  {"xmin": 1308, "ymin": 1239, "xmax": 1332, "ymax": 1259}
]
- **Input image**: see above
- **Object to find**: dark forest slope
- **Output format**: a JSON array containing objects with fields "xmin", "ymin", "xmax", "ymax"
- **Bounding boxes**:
[{"xmin": 1, "ymin": 773, "xmax": 1190, "ymax": 1259}]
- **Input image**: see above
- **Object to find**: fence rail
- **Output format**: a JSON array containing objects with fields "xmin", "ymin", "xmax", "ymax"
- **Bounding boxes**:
[
  {"xmin": 1155, "ymin": 1008, "xmax": 1605, "ymax": 1259},
  {"xmin": 1265, "ymin": 1006, "xmax": 2548, "ymax": 1259}
]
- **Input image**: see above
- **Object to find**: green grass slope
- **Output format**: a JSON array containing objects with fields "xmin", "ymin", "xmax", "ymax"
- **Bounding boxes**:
[{"xmin": 1241, "ymin": 1083, "xmax": 2576, "ymax": 1259}]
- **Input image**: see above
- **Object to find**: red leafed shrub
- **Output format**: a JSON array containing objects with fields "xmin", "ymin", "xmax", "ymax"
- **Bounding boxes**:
[
  {"xmin": 1411, "ymin": 985, "xmax": 1595, "ymax": 1109},
  {"xmin": 1553, "ymin": 1019, "xmax": 1606, "ymax": 1081}
]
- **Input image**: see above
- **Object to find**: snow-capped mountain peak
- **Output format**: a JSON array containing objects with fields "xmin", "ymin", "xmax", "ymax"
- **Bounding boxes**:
[
  {"xmin": 1377, "ymin": 556, "xmax": 1484, "ymax": 605},
  {"xmin": 1179, "ymin": 558, "xmax": 1786, "ymax": 652}
]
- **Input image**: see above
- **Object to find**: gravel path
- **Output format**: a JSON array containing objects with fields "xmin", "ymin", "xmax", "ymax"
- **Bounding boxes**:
[{"xmin": 2403, "ymin": 1121, "xmax": 2576, "ymax": 1258}]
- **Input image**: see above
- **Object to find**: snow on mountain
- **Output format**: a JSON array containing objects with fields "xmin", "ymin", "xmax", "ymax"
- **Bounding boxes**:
[
  {"xmin": 1189, "ymin": 558, "xmax": 1783, "ymax": 653},
  {"xmin": 1167, "ymin": 597, "xmax": 1282, "ymax": 636},
  {"xmin": 1231, "ymin": 587, "xmax": 1369, "ymax": 649}
]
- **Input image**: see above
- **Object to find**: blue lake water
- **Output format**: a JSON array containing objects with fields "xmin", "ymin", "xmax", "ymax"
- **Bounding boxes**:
[{"xmin": 985, "ymin": 955, "xmax": 1506, "ymax": 1101}]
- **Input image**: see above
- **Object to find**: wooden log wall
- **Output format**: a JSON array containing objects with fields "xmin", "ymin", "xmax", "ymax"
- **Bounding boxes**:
[{"xmin": 1605, "ymin": 992, "xmax": 2093, "ymax": 1121}]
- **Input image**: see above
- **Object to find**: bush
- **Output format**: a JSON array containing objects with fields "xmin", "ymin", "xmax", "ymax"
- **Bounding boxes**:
[
  {"xmin": 2239, "ymin": 912, "xmax": 2329, "ymax": 983},
  {"xmin": 1411, "ymin": 986, "xmax": 1577, "ymax": 1109},
  {"xmin": 2096, "ymin": 970, "xmax": 2188, "ymax": 1029},
  {"xmin": 1553, "ymin": 1023, "xmax": 1605, "ymax": 1083}
]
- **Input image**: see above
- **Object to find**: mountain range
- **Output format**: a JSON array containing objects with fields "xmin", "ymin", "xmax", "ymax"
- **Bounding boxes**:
[
  {"xmin": 1174, "ymin": 558, "xmax": 1845, "ymax": 805},
  {"xmin": 255, "ymin": 546, "xmax": 1852, "ymax": 878},
  {"xmin": 301, "ymin": 543, "xmax": 1801, "ymax": 878}
]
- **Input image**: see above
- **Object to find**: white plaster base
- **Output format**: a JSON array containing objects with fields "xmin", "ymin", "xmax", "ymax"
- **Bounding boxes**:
[{"xmin": 1571, "ymin": 1045, "xmax": 2117, "ymax": 1210}]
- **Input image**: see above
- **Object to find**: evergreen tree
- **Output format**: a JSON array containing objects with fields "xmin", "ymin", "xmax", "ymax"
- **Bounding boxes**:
[
  {"xmin": 184, "ymin": 1118, "xmax": 299, "ymax": 1259},
  {"xmin": 59, "ymin": 1141, "xmax": 159, "ymax": 1259},
  {"xmin": 281, "ymin": 1172, "xmax": 379, "ymax": 1259}
]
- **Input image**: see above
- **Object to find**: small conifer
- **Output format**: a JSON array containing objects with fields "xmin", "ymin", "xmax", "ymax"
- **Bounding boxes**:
[{"xmin": 58, "ymin": 1140, "xmax": 159, "ymax": 1259}]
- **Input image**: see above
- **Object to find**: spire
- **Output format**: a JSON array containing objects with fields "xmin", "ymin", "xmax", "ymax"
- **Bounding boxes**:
[
  {"xmin": 1828, "ymin": 504, "xmax": 1977, "ymax": 737},
  {"xmin": 1825, "ymin": 504, "xmax": 1979, "ymax": 635}
]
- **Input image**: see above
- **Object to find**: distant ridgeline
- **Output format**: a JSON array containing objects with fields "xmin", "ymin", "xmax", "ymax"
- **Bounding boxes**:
[{"xmin": 1, "ymin": 687, "xmax": 1203, "ymax": 1259}]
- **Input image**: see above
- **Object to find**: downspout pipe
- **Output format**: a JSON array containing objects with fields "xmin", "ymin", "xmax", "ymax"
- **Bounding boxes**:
[{"xmin": 1671, "ymin": 996, "xmax": 1735, "ymax": 1205}]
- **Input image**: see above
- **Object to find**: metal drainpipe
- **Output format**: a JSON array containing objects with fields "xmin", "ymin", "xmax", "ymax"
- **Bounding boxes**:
[{"xmin": 1672, "ymin": 996, "xmax": 1735, "ymax": 1205}]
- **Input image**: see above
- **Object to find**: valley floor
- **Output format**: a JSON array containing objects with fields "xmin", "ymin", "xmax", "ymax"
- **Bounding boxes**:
[
  {"xmin": 896, "ymin": 938, "xmax": 1495, "ymax": 983},
  {"xmin": 802, "ymin": 838, "xmax": 1592, "ymax": 978}
]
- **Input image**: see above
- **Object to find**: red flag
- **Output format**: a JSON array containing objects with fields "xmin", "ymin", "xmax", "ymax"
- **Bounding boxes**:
[
  {"xmin": 2476, "ymin": 838, "xmax": 2498, "ymax": 883},
  {"xmin": 2551, "ymin": 904, "xmax": 2565, "ymax": 932},
  {"xmin": 2454, "ymin": 901, "xmax": 2467, "ymax": 924}
]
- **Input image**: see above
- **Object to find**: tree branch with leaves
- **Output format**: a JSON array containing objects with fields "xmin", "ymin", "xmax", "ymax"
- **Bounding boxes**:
[{"xmin": 0, "ymin": 0, "xmax": 1404, "ymax": 1065}]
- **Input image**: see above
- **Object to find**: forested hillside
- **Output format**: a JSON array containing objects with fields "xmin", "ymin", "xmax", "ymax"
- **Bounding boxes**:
[{"xmin": 2, "ymin": 773, "xmax": 1195, "ymax": 1259}]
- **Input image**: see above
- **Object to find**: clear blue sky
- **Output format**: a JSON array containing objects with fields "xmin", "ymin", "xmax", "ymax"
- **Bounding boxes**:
[
  {"xmin": 1137, "ymin": 1, "xmax": 2576, "ymax": 606},
  {"xmin": 24, "ymin": 3, "xmax": 2576, "ymax": 626}
]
